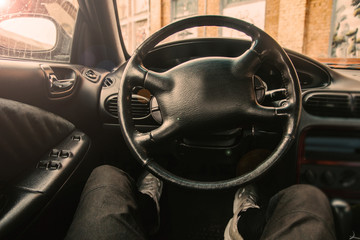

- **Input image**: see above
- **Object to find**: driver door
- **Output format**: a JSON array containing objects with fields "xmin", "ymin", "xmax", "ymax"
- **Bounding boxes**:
[{"xmin": 0, "ymin": 1, "xmax": 101, "ymax": 239}]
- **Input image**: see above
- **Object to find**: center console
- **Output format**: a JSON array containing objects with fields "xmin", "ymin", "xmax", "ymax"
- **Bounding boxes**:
[{"xmin": 298, "ymin": 127, "xmax": 360, "ymax": 200}]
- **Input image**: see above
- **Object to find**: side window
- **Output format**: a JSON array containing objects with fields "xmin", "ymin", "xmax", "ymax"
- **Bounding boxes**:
[{"xmin": 0, "ymin": 0, "xmax": 79, "ymax": 62}]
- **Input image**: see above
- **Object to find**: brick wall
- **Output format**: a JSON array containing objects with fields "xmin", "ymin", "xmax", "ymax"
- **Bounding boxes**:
[
  {"xmin": 150, "ymin": 0, "xmax": 161, "ymax": 34},
  {"xmin": 265, "ymin": 0, "xmax": 280, "ymax": 39},
  {"xmin": 199, "ymin": 0, "xmax": 221, "ymax": 37},
  {"xmin": 161, "ymin": 1, "xmax": 171, "ymax": 26},
  {"xmin": 277, "ymin": 0, "xmax": 308, "ymax": 53},
  {"xmin": 265, "ymin": 0, "xmax": 333, "ymax": 57},
  {"xmin": 303, "ymin": 0, "xmax": 333, "ymax": 58}
]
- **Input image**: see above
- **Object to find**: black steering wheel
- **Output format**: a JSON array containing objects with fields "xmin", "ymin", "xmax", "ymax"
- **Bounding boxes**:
[{"xmin": 118, "ymin": 15, "xmax": 301, "ymax": 189}]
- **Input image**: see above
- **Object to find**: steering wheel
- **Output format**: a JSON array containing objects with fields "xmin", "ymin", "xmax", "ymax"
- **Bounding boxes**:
[{"xmin": 118, "ymin": 15, "xmax": 301, "ymax": 189}]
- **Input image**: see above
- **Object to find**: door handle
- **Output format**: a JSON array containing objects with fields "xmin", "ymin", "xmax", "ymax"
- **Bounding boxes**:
[
  {"xmin": 40, "ymin": 64, "xmax": 76, "ymax": 96},
  {"xmin": 49, "ymin": 74, "xmax": 75, "ymax": 91}
]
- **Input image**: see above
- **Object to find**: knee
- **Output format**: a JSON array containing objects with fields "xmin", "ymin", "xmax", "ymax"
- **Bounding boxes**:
[
  {"xmin": 283, "ymin": 184, "xmax": 328, "ymax": 203},
  {"xmin": 91, "ymin": 165, "xmax": 127, "ymax": 178},
  {"xmin": 275, "ymin": 184, "xmax": 332, "ymax": 216},
  {"xmin": 86, "ymin": 165, "xmax": 135, "ymax": 191}
]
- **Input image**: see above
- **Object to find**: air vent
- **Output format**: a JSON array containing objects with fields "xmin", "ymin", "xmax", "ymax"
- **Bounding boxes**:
[
  {"xmin": 104, "ymin": 94, "xmax": 150, "ymax": 119},
  {"xmin": 304, "ymin": 93, "xmax": 351, "ymax": 117},
  {"xmin": 131, "ymin": 94, "xmax": 150, "ymax": 119},
  {"xmin": 353, "ymin": 95, "xmax": 360, "ymax": 117},
  {"xmin": 105, "ymin": 95, "xmax": 118, "ymax": 117},
  {"xmin": 103, "ymin": 77, "xmax": 115, "ymax": 88}
]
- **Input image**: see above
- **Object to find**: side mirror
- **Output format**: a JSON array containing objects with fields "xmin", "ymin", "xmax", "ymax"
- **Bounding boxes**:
[{"xmin": 0, "ymin": 15, "xmax": 58, "ymax": 51}]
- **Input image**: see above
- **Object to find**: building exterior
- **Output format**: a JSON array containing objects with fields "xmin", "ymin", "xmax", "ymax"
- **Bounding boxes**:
[{"xmin": 118, "ymin": 0, "xmax": 360, "ymax": 59}]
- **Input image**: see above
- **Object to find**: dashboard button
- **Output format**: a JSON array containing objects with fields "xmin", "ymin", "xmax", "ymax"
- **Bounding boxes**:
[
  {"xmin": 303, "ymin": 169, "xmax": 317, "ymax": 184},
  {"xmin": 322, "ymin": 170, "xmax": 336, "ymax": 186},
  {"xmin": 60, "ymin": 150, "xmax": 70, "ymax": 158},
  {"xmin": 50, "ymin": 149, "xmax": 60, "ymax": 158},
  {"xmin": 340, "ymin": 170, "xmax": 357, "ymax": 188},
  {"xmin": 37, "ymin": 161, "xmax": 49, "ymax": 169},
  {"xmin": 72, "ymin": 135, "xmax": 81, "ymax": 141},
  {"xmin": 48, "ymin": 161, "xmax": 61, "ymax": 170}
]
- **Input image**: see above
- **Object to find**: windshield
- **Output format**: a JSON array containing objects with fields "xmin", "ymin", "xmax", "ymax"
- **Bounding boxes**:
[{"xmin": 117, "ymin": 0, "xmax": 360, "ymax": 68}]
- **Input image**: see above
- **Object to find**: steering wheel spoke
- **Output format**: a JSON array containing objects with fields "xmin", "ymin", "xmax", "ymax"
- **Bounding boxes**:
[
  {"xmin": 150, "ymin": 119, "xmax": 179, "ymax": 143},
  {"xmin": 134, "ymin": 131, "xmax": 152, "ymax": 147},
  {"xmin": 233, "ymin": 49, "xmax": 262, "ymax": 75},
  {"xmin": 126, "ymin": 56, "xmax": 149, "ymax": 86},
  {"xmin": 144, "ymin": 70, "xmax": 172, "ymax": 93}
]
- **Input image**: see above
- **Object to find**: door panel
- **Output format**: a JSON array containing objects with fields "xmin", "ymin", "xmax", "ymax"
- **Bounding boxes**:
[
  {"xmin": 0, "ymin": 129, "xmax": 91, "ymax": 239},
  {"xmin": 0, "ymin": 59, "xmax": 106, "ymax": 238},
  {"xmin": 0, "ymin": 98, "xmax": 75, "ymax": 184},
  {"xmin": 0, "ymin": 59, "xmax": 106, "ymax": 135}
]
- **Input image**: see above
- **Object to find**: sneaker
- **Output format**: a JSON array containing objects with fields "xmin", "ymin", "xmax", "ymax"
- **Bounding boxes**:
[
  {"xmin": 224, "ymin": 185, "xmax": 260, "ymax": 240},
  {"xmin": 137, "ymin": 172, "xmax": 163, "ymax": 234}
]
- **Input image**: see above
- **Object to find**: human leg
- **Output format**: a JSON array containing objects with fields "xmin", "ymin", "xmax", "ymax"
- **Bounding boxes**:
[
  {"xmin": 225, "ymin": 184, "xmax": 336, "ymax": 240},
  {"xmin": 65, "ymin": 165, "xmax": 146, "ymax": 240},
  {"xmin": 260, "ymin": 184, "xmax": 336, "ymax": 240}
]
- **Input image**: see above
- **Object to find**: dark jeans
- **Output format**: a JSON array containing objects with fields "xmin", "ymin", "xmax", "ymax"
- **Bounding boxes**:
[
  {"xmin": 65, "ymin": 165, "xmax": 336, "ymax": 240},
  {"xmin": 260, "ymin": 184, "xmax": 336, "ymax": 240},
  {"xmin": 65, "ymin": 165, "xmax": 146, "ymax": 240}
]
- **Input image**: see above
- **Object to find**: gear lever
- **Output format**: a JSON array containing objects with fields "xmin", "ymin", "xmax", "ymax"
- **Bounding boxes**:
[{"xmin": 331, "ymin": 199, "xmax": 352, "ymax": 240}]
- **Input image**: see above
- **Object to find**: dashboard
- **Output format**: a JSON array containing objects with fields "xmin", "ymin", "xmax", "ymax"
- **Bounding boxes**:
[
  {"xmin": 100, "ymin": 39, "xmax": 332, "ymax": 126},
  {"xmin": 99, "ymin": 38, "xmax": 360, "ymax": 199}
]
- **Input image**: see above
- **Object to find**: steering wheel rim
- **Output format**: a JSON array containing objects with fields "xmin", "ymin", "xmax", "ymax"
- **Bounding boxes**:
[{"xmin": 118, "ymin": 15, "xmax": 301, "ymax": 190}]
